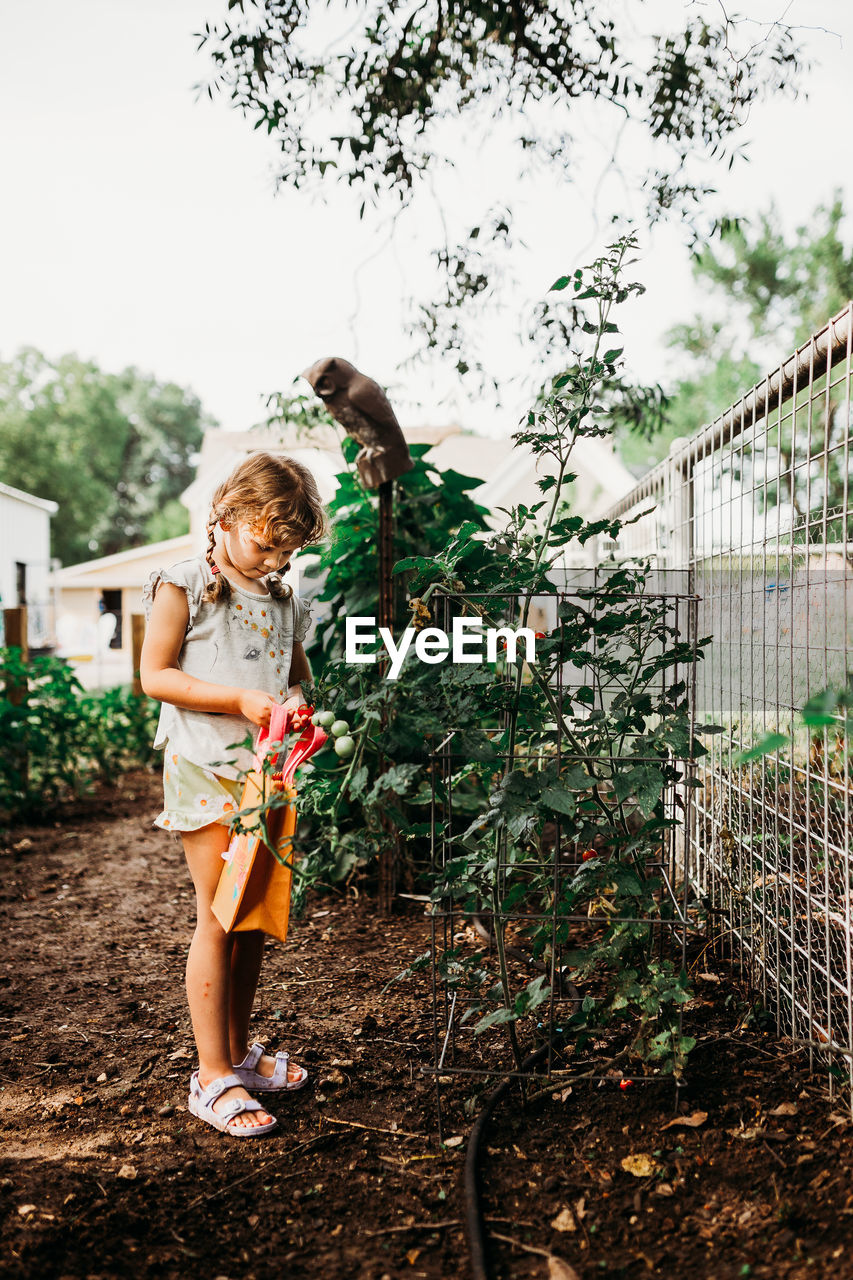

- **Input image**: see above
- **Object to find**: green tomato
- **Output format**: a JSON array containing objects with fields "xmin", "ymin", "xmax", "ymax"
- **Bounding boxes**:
[
  {"xmin": 317, "ymin": 710, "xmax": 336, "ymax": 728},
  {"xmin": 334, "ymin": 735, "xmax": 355, "ymax": 759},
  {"xmin": 310, "ymin": 713, "xmax": 321, "ymax": 726},
  {"xmin": 331, "ymin": 719, "xmax": 351, "ymax": 738}
]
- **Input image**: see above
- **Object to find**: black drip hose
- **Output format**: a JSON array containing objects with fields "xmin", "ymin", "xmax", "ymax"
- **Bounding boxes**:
[
  {"xmin": 464, "ymin": 1040, "xmax": 554, "ymax": 1280},
  {"xmin": 462, "ymin": 916, "xmax": 581, "ymax": 1277}
]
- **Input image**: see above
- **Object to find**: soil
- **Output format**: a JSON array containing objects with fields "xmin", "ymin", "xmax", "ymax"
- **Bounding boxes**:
[{"xmin": 1, "ymin": 769, "xmax": 852, "ymax": 1280}]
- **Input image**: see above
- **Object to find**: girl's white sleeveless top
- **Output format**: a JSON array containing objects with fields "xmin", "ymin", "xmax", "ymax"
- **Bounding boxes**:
[{"xmin": 142, "ymin": 555, "xmax": 312, "ymax": 779}]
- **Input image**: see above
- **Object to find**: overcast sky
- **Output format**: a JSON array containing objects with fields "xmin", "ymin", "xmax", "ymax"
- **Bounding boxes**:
[{"xmin": 0, "ymin": 1, "xmax": 850, "ymax": 439}]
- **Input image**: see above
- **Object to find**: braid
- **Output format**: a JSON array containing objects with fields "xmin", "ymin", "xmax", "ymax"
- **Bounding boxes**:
[{"xmin": 201, "ymin": 510, "xmax": 232, "ymax": 604}]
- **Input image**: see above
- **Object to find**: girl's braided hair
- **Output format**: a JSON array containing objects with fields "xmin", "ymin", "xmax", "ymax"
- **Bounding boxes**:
[{"xmin": 202, "ymin": 452, "xmax": 326, "ymax": 605}]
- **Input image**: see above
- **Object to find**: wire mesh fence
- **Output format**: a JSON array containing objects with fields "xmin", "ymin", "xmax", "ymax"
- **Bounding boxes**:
[{"xmin": 602, "ymin": 303, "xmax": 853, "ymax": 1092}]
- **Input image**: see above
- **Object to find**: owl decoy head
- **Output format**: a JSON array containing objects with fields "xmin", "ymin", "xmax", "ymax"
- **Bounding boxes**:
[
  {"xmin": 302, "ymin": 356, "xmax": 357, "ymax": 401},
  {"xmin": 300, "ymin": 355, "xmax": 414, "ymax": 488}
]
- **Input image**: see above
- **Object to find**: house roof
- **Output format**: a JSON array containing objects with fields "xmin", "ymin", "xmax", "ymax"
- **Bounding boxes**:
[
  {"xmin": 52, "ymin": 421, "xmax": 635, "ymax": 587},
  {"xmin": 0, "ymin": 481, "xmax": 59, "ymax": 514},
  {"xmin": 397, "ymin": 430, "xmax": 635, "ymax": 522},
  {"xmin": 181, "ymin": 424, "xmax": 464, "ymax": 510},
  {"xmin": 55, "ymin": 534, "xmax": 195, "ymax": 587},
  {"xmin": 183, "ymin": 423, "xmax": 633, "ymax": 516}
]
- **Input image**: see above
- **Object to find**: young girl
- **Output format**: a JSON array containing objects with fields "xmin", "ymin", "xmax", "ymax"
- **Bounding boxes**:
[{"xmin": 140, "ymin": 452, "xmax": 326, "ymax": 1138}]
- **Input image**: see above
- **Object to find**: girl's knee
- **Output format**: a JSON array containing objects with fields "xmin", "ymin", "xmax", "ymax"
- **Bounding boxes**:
[{"xmin": 192, "ymin": 909, "xmax": 231, "ymax": 943}]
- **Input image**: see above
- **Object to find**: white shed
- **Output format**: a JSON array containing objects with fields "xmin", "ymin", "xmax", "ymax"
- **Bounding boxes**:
[{"xmin": 0, "ymin": 481, "xmax": 59, "ymax": 649}]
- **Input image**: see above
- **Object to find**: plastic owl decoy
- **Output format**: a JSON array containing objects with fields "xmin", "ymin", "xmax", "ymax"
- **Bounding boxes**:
[{"xmin": 301, "ymin": 356, "xmax": 414, "ymax": 489}]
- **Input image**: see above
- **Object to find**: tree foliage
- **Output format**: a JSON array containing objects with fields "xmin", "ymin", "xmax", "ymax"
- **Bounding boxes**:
[
  {"xmin": 0, "ymin": 349, "xmax": 212, "ymax": 565},
  {"xmin": 197, "ymin": 1, "xmax": 802, "ymax": 379},
  {"xmin": 691, "ymin": 193, "xmax": 853, "ymax": 346},
  {"xmin": 616, "ymin": 193, "xmax": 853, "ymax": 473}
]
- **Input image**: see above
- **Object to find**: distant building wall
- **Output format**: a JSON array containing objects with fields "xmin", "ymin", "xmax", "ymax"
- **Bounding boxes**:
[{"xmin": 0, "ymin": 482, "xmax": 58, "ymax": 647}]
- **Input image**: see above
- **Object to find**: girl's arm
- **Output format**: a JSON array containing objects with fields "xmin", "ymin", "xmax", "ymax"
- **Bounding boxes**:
[{"xmin": 140, "ymin": 583, "xmax": 276, "ymax": 727}]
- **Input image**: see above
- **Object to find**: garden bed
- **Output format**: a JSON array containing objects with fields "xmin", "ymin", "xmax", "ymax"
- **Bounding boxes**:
[{"xmin": 1, "ymin": 770, "xmax": 851, "ymax": 1279}]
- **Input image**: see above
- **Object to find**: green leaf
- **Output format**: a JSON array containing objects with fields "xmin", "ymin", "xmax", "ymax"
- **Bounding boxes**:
[
  {"xmin": 516, "ymin": 974, "xmax": 551, "ymax": 1014},
  {"xmin": 612, "ymin": 765, "xmax": 664, "ymax": 817},
  {"xmin": 734, "ymin": 732, "xmax": 789, "ymax": 764},
  {"xmin": 474, "ymin": 1006, "xmax": 517, "ymax": 1033},
  {"xmin": 802, "ymin": 687, "xmax": 841, "ymax": 727},
  {"xmin": 541, "ymin": 785, "xmax": 576, "ymax": 817},
  {"xmin": 346, "ymin": 764, "xmax": 368, "ymax": 798},
  {"xmin": 366, "ymin": 762, "xmax": 421, "ymax": 800},
  {"xmin": 560, "ymin": 766, "xmax": 596, "ymax": 790},
  {"xmin": 392, "ymin": 554, "xmax": 434, "ymax": 573}
]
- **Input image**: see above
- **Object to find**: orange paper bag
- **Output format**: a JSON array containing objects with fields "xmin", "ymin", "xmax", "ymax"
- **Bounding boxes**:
[{"xmin": 212, "ymin": 705, "xmax": 326, "ymax": 943}]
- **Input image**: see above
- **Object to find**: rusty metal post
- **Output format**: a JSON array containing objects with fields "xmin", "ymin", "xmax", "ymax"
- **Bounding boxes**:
[
  {"xmin": 131, "ymin": 613, "xmax": 146, "ymax": 697},
  {"xmin": 377, "ymin": 479, "xmax": 399, "ymax": 913},
  {"xmin": 378, "ymin": 479, "xmax": 395, "ymax": 633},
  {"xmin": 4, "ymin": 607, "xmax": 29, "ymax": 791},
  {"xmin": 4, "ymin": 607, "xmax": 28, "ymax": 705}
]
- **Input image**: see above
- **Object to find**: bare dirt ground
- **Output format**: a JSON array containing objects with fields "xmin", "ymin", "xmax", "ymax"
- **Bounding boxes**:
[{"xmin": 2, "ymin": 770, "xmax": 853, "ymax": 1280}]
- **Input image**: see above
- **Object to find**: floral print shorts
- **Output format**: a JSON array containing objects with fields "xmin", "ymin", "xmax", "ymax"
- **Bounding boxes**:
[{"xmin": 155, "ymin": 747, "xmax": 244, "ymax": 834}]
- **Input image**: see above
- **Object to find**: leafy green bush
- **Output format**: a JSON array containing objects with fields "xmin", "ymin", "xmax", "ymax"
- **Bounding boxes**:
[
  {"xmin": 0, "ymin": 648, "xmax": 159, "ymax": 824},
  {"xmin": 287, "ymin": 440, "xmax": 492, "ymax": 895}
]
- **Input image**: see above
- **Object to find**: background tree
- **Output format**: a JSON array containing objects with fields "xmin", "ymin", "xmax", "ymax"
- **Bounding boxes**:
[
  {"xmin": 691, "ymin": 194, "xmax": 853, "ymax": 347},
  {"xmin": 616, "ymin": 195, "xmax": 853, "ymax": 540},
  {"xmin": 197, "ymin": 1, "xmax": 802, "ymax": 386},
  {"xmin": 0, "ymin": 349, "xmax": 210, "ymax": 564},
  {"xmin": 616, "ymin": 193, "xmax": 853, "ymax": 474}
]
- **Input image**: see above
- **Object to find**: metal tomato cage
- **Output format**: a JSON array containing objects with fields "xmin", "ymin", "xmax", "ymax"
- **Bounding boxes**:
[{"xmin": 423, "ymin": 572, "xmax": 701, "ymax": 1130}]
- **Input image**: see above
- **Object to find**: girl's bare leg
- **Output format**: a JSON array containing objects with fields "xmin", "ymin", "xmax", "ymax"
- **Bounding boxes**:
[
  {"xmin": 229, "ymin": 929, "xmax": 306, "ymax": 1083},
  {"xmin": 181, "ymin": 824, "xmax": 273, "ymax": 1131},
  {"xmin": 229, "ymin": 930, "xmax": 265, "ymax": 1059}
]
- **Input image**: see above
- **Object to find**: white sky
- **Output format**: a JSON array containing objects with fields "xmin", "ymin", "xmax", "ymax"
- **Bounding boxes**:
[{"xmin": 0, "ymin": 1, "xmax": 851, "ymax": 439}]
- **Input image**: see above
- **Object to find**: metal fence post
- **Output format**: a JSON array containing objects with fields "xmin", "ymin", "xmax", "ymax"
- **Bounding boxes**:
[{"xmin": 666, "ymin": 437, "xmax": 693, "ymax": 572}]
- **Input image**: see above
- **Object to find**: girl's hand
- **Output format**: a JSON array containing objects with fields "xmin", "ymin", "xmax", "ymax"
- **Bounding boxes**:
[
  {"xmin": 281, "ymin": 689, "xmax": 305, "ymax": 717},
  {"xmin": 238, "ymin": 689, "xmax": 278, "ymax": 727}
]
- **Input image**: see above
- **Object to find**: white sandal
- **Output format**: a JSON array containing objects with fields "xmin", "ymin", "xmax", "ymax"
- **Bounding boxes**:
[
  {"xmin": 232, "ymin": 1043, "xmax": 309, "ymax": 1092},
  {"xmin": 187, "ymin": 1070, "xmax": 278, "ymax": 1137}
]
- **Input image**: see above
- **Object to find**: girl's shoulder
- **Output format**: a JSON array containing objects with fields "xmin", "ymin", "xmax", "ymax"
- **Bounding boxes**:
[
  {"xmin": 290, "ymin": 592, "xmax": 313, "ymax": 644},
  {"xmin": 142, "ymin": 555, "xmax": 211, "ymax": 627}
]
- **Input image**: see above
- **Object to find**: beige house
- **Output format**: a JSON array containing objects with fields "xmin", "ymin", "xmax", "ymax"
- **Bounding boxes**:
[
  {"xmin": 53, "ymin": 536, "xmax": 191, "ymax": 688},
  {"xmin": 52, "ymin": 423, "xmax": 634, "ymax": 687}
]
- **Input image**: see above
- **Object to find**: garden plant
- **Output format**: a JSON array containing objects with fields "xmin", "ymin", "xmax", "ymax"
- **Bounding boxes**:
[
  {"xmin": 0, "ymin": 649, "xmax": 159, "ymax": 824},
  {"xmin": 255, "ymin": 234, "xmax": 711, "ymax": 1080}
]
